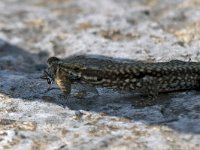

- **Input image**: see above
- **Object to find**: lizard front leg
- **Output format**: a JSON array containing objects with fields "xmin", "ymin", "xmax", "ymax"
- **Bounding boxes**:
[{"xmin": 55, "ymin": 68, "xmax": 71, "ymax": 96}]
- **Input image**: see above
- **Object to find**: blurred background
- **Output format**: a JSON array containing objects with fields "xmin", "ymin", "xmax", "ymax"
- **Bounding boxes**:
[{"xmin": 1, "ymin": 0, "xmax": 200, "ymax": 63}]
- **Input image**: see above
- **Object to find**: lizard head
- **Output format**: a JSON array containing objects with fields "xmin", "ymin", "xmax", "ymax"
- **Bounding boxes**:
[
  {"xmin": 47, "ymin": 57, "xmax": 60, "ymax": 66},
  {"xmin": 41, "ymin": 57, "xmax": 60, "ymax": 85}
]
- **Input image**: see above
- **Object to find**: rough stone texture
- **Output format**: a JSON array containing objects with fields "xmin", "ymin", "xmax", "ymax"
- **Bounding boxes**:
[{"xmin": 0, "ymin": 0, "xmax": 200, "ymax": 149}]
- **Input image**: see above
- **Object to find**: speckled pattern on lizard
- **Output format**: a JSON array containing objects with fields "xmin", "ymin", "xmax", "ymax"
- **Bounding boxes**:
[{"xmin": 41, "ymin": 55, "xmax": 200, "ymax": 106}]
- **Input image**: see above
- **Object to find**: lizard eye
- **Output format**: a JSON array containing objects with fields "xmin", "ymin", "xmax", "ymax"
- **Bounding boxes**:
[
  {"xmin": 74, "ymin": 67, "xmax": 79, "ymax": 71},
  {"xmin": 97, "ymin": 77, "xmax": 102, "ymax": 81}
]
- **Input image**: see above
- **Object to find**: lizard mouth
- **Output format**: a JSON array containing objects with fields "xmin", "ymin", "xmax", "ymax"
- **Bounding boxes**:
[{"xmin": 41, "ymin": 70, "xmax": 54, "ymax": 85}]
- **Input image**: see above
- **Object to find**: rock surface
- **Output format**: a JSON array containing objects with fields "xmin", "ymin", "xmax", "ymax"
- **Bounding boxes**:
[{"xmin": 0, "ymin": 0, "xmax": 200, "ymax": 149}]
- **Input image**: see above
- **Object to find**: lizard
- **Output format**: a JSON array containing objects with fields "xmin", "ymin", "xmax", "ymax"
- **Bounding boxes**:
[{"xmin": 41, "ymin": 55, "xmax": 200, "ymax": 106}]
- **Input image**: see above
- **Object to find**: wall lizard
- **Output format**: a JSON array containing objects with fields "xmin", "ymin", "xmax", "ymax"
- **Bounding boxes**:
[{"xmin": 41, "ymin": 55, "xmax": 200, "ymax": 106}]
